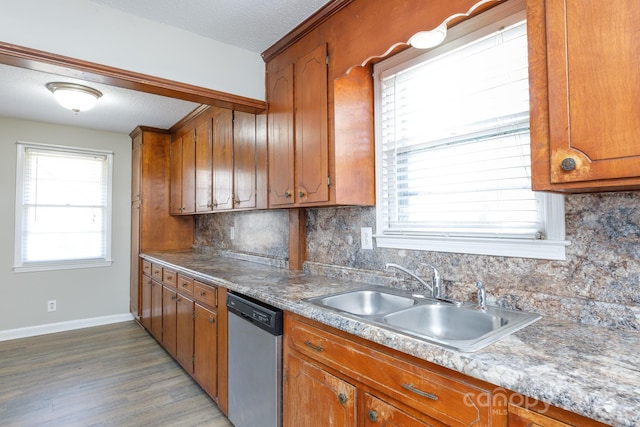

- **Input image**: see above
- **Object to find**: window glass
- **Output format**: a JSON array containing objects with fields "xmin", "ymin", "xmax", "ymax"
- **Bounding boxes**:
[
  {"xmin": 374, "ymin": 0, "xmax": 568, "ymax": 260},
  {"xmin": 14, "ymin": 142, "xmax": 113, "ymax": 271}
]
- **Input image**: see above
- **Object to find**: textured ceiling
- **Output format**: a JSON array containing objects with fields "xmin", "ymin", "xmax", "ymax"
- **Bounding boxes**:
[{"xmin": 86, "ymin": 0, "xmax": 330, "ymax": 53}]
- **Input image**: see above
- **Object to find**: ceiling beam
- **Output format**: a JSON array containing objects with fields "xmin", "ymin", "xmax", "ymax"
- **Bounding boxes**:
[{"xmin": 0, "ymin": 41, "xmax": 266, "ymax": 114}]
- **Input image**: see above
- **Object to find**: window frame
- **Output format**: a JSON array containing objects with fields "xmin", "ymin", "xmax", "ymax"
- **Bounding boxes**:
[
  {"xmin": 13, "ymin": 141, "xmax": 114, "ymax": 272},
  {"xmin": 373, "ymin": 0, "xmax": 569, "ymax": 260}
]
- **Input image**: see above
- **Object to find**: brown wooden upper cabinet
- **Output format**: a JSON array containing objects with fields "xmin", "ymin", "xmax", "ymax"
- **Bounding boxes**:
[
  {"xmin": 170, "ymin": 128, "xmax": 196, "ymax": 214},
  {"xmin": 266, "ymin": 38, "xmax": 375, "ymax": 208},
  {"xmin": 528, "ymin": 0, "xmax": 640, "ymax": 192},
  {"xmin": 268, "ymin": 44, "xmax": 330, "ymax": 207},
  {"xmin": 170, "ymin": 106, "xmax": 266, "ymax": 215}
]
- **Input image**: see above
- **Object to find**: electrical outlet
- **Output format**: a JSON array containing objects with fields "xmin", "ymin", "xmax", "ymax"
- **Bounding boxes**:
[
  {"xmin": 230, "ymin": 226, "xmax": 235, "ymax": 240},
  {"xmin": 361, "ymin": 227, "xmax": 373, "ymax": 250},
  {"xmin": 47, "ymin": 300, "xmax": 57, "ymax": 312}
]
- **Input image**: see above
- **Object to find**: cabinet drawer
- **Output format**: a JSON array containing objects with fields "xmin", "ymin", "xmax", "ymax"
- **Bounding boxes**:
[
  {"xmin": 177, "ymin": 274, "xmax": 194, "ymax": 296},
  {"xmin": 287, "ymin": 318, "xmax": 492, "ymax": 427},
  {"xmin": 142, "ymin": 260, "xmax": 152, "ymax": 276},
  {"xmin": 163, "ymin": 268, "xmax": 177, "ymax": 288},
  {"xmin": 194, "ymin": 281, "xmax": 217, "ymax": 308},
  {"xmin": 151, "ymin": 264, "xmax": 163, "ymax": 281}
]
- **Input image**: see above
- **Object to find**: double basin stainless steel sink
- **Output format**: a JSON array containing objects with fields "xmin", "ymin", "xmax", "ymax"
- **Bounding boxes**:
[{"xmin": 306, "ymin": 288, "xmax": 541, "ymax": 352}]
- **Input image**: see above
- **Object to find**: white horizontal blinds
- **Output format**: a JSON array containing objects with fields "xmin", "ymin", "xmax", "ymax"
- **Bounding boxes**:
[
  {"xmin": 380, "ymin": 19, "xmax": 540, "ymax": 238},
  {"xmin": 21, "ymin": 147, "xmax": 108, "ymax": 262}
]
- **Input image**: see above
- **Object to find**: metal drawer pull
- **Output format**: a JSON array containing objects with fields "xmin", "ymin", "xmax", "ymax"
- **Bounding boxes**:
[
  {"xmin": 368, "ymin": 410, "xmax": 378, "ymax": 422},
  {"xmin": 304, "ymin": 340, "xmax": 323, "ymax": 352},
  {"xmin": 200, "ymin": 291, "xmax": 206, "ymax": 296},
  {"xmin": 401, "ymin": 383, "xmax": 438, "ymax": 401}
]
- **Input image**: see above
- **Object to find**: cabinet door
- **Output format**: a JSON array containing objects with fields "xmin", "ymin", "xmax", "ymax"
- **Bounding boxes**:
[
  {"xmin": 284, "ymin": 353, "xmax": 356, "ymax": 427},
  {"xmin": 150, "ymin": 280, "xmax": 163, "ymax": 340},
  {"xmin": 508, "ymin": 404, "xmax": 569, "ymax": 427},
  {"xmin": 141, "ymin": 275, "xmax": 152, "ymax": 330},
  {"xmin": 194, "ymin": 303, "xmax": 218, "ymax": 399},
  {"xmin": 295, "ymin": 43, "xmax": 329, "ymax": 204},
  {"xmin": 195, "ymin": 115, "xmax": 213, "ymax": 213},
  {"xmin": 130, "ymin": 202, "xmax": 140, "ymax": 318},
  {"xmin": 181, "ymin": 129, "xmax": 196, "ymax": 213},
  {"xmin": 233, "ymin": 111, "xmax": 257, "ymax": 209},
  {"xmin": 176, "ymin": 294, "xmax": 194, "ymax": 374},
  {"xmin": 169, "ymin": 136, "xmax": 183, "ymax": 214},
  {"xmin": 530, "ymin": 0, "xmax": 640, "ymax": 190},
  {"xmin": 162, "ymin": 286, "xmax": 177, "ymax": 357},
  {"xmin": 131, "ymin": 134, "xmax": 142, "ymax": 203},
  {"xmin": 364, "ymin": 393, "xmax": 440, "ymax": 427},
  {"xmin": 268, "ymin": 63, "xmax": 296, "ymax": 207},
  {"xmin": 212, "ymin": 107, "xmax": 234, "ymax": 210}
]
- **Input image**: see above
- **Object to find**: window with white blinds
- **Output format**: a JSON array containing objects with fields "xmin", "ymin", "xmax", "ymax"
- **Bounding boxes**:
[
  {"xmin": 14, "ymin": 142, "xmax": 113, "ymax": 271},
  {"xmin": 374, "ymin": 0, "xmax": 567, "ymax": 260}
]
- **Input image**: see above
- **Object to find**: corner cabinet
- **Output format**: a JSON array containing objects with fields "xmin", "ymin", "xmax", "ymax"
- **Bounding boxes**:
[
  {"xmin": 266, "ymin": 40, "xmax": 375, "ymax": 208},
  {"xmin": 528, "ymin": 0, "xmax": 640, "ymax": 192}
]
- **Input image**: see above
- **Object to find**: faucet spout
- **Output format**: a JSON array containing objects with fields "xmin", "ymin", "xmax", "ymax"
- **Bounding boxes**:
[
  {"xmin": 420, "ymin": 263, "xmax": 442, "ymax": 298},
  {"xmin": 385, "ymin": 263, "xmax": 434, "ymax": 295}
]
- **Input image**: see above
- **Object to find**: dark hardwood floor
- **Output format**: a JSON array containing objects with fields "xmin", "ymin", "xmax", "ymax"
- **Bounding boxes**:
[{"xmin": 0, "ymin": 321, "xmax": 233, "ymax": 427}]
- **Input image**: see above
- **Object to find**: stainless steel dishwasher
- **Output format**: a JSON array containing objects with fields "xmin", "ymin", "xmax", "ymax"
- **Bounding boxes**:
[{"xmin": 227, "ymin": 292, "xmax": 283, "ymax": 427}]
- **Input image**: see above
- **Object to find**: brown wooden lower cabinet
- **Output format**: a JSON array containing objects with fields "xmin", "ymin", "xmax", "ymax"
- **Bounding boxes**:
[
  {"xmin": 140, "ymin": 275, "xmax": 152, "ymax": 331},
  {"xmin": 508, "ymin": 402, "xmax": 609, "ymax": 427},
  {"xmin": 194, "ymin": 303, "xmax": 218, "ymax": 398},
  {"xmin": 150, "ymin": 280, "xmax": 163, "ymax": 341},
  {"xmin": 176, "ymin": 294, "xmax": 194, "ymax": 373},
  {"xmin": 364, "ymin": 393, "xmax": 440, "ymax": 427},
  {"xmin": 284, "ymin": 352, "xmax": 356, "ymax": 426},
  {"xmin": 138, "ymin": 259, "xmax": 228, "ymax": 415},
  {"xmin": 162, "ymin": 286, "xmax": 177, "ymax": 357},
  {"xmin": 284, "ymin": 312, "xmax": 503, "ymax": 427}
]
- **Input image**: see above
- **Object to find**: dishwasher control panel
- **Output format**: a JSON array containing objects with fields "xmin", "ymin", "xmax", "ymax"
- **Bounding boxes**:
[{"xmin": 227, "ymin": 292, "xmax": 283, "ymax": 335}]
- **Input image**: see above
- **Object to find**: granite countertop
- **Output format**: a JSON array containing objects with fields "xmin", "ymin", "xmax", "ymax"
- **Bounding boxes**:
[{"xmin": 142, "ymin": 251, "xmax": 640, "ymax": 427}]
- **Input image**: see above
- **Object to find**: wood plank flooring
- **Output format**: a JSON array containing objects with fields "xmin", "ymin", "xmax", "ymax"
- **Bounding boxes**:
[{"xmin": 0, "ymin": 321, "xmax": 233, "ymax": 427}]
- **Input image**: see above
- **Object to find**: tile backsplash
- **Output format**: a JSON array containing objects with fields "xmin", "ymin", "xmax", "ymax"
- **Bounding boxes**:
[{"xmin": 194, "ymin": 192, "xmax": 640, "ymax": 330}]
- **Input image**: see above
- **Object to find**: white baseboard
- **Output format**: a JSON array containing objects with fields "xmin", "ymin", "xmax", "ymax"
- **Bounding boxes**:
[{"xmin": 0, "ymin": 313, "xmax": 135, "ymax": 342}]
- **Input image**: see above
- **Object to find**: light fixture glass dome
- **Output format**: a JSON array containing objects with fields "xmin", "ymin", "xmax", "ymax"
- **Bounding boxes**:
[
  {"xmin": 409, "ymin": 22, "xmax": 448, "ymax": 49},
  {"xmin": 46, "ymin": 82, "xmax": 103, "ymax": 113}
]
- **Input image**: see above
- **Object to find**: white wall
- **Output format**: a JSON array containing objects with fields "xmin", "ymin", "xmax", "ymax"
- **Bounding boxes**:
[
  {"xmin": 0, "ymin": 0, "xmax": 265, "ymax": 101},
  {"xmin": 0, "ymin": 117, "xmax": 132, "ymax": 335}
]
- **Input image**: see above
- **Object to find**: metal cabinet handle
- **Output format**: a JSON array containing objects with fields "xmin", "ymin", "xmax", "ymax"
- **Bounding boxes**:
[
  {"xmin": 401, "ymin": 383, "xmax": 438, "ymax": 401},
  {"xmin": 304, "ymin": 340, "xmax": 323, "ymax": 352},
  {"xmin": 560, "ymin": 157, "xmax": 577, "ymax": 171},
  {"xmin": 368, "ymin": 410, "xmax": 378, "ymax": 422},
  {"xmin": 338, "ymin": 393, "xmax": 348, "ymax": 405},
  {"xmin": 284, "ymin": 191, "xmax": 292, "ymax": 199},
  {"xmin": 209, "ymin": 316, "xmax": 215, "ymax": 324},
  {"xmin": 171, "ymin": 295, "xmax": 177, "ymax": 301},
  {"xmin": 298, "ymin": 191, "xmax": 305, "ymax": 198},
  {"xmin": 200, "ymin": 291, "xmax": 206, "ymax": 297}
]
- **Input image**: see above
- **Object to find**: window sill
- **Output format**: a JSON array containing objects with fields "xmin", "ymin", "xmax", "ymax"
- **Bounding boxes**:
[
  {"xmin": 374, "ymin": 234, "xmax": 569, "ymax": 261},
  {"xmin": 13, "ymin": 259, "xmax": 113, "ymax": 273}
]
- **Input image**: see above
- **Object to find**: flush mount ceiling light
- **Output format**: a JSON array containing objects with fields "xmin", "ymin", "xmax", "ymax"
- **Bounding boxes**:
[
  {"xmin": 408, "ymin": 22, "xmax": 448, "ymax": 49},
  {"xmin": 46, "ymin": 82, "xmax": 103, "ymax": 113}
]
